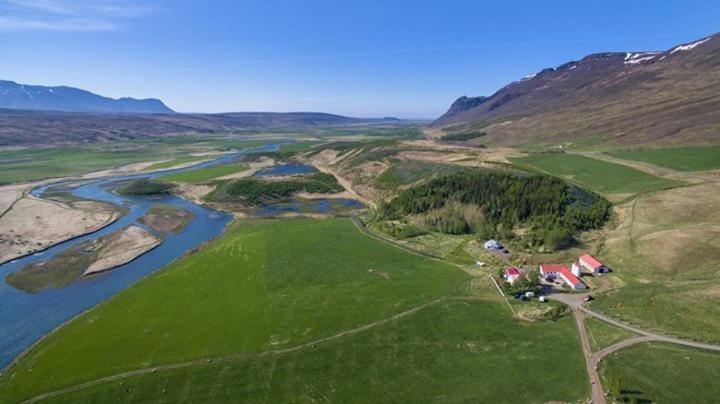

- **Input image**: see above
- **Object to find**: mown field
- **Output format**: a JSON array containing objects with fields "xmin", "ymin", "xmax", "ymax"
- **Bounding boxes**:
[
  {"xmin": 44, "ymin": 301, "xmax": 587, "ymax": 403},
  {"xmin": 510, "ymin": 153, "xmax": 684, "ymax": 194},
  {"xmin": 608, "ymin": 146, "xmax": 720, "ymax": 172},
  {"xmin": 590, "ymin": 182, "xmax": 720, "ymax": 343},
  {"xmin": 0, "ymin": 219, "xmax": 465, "ymax": 401},
  {"xmin": 599, "ymin": 342, "xmax": 720, "ymax": 403},
  {"xmin": 0, "ymin": 218, "xmax": 590, "ymax": 402},
  {"xmin": 157, "ymin": 162, "xmax": 248, "ymax": 183}
]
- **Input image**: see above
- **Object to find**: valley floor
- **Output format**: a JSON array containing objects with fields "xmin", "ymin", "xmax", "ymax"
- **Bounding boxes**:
[
  {"xmin": 1, "ymin": 137, "xmax": 720, "ymax": 403},
  {"xmin": 0, "ymin": 218, "xmax": 589, "ymax": 403}
]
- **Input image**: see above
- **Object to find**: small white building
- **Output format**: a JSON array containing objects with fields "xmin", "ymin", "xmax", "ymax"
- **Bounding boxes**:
[{"xmin": 571, "ymin": 262, "xmax": 582, "ymax": 277}]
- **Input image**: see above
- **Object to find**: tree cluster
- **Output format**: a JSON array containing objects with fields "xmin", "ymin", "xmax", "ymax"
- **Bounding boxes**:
[
  {"xmin": 379, "ymin": 170, "xmax": 610, "ymax": 250},
  {"xmin": 116, "ymin": 179, "xmax": 174, "ymax": 196},
  {"xmin": 211, "ymin": 172, "xmax": 343, "ymax": 205}
]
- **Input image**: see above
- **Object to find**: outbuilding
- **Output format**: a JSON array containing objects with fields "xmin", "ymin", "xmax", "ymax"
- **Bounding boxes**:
[
  {"xmin": 504, "ymin": 267, "xmax": 521, "ymax": 284},
  {"xmin": 579, "ymin": 254, "xmax": 608, "ymax": 274}
]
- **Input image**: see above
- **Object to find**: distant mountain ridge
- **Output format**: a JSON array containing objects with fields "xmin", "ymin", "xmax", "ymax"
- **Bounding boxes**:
[
  {"xmin": 0, "ymin": 109, "xmax": 397, "ymax": 147},
  {"xmin": 432, "ymin": 32, "xmax": 720, "ymax": 146},
  {"xmin": 0, "ymin": 80, "xmax": 174, "ymax": 114}
]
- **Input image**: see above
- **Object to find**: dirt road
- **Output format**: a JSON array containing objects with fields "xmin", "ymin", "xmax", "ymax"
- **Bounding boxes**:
[
  {"xmin": 551, "ymin": 293, "xmax": 720, "ymax": 353},
  {"xmin": 553, "ymin": 291, "xmax": 720, "ymax": 403},
  {"xmin": 571, "ymin": 308, "xmax": 607, "ymax": 404}
]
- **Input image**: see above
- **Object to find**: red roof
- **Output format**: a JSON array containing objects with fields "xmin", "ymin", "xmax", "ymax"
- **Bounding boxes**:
[
  {"xmin": 540, "ymin": 264, "xmax": 567, "ymax": 273},
  {"xmin": 540, "ymin": 264, "xmax": 583, "ymax": 287},
  {"xmin": 505, "ymin": 267, "xmax": 521, "ymax": 276},
  {"xmin": 579, "ymin": 254, "xmax": 603, "ymax": 269}
]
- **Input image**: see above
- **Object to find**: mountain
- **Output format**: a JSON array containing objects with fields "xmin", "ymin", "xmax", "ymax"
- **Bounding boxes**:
[
  {"xmin": 0, "ymin": 80, "xmax": 174, "ymax": 114},
  {"xmin": 431, "ymin": 33, "xmax": 720, "ymax": 146},
  {"xmin": 0, "ymin": 109, "xmax": 393, "ymax": 147}
]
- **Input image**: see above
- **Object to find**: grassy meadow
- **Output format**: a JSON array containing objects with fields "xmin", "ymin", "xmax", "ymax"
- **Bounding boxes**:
[
  {"xmin": 0, "ymin": 136, "xmax": 288, "ymax": 184},
  {"xmin": 599, "ymin": 342, "xmax": 720, "ymax": 403},
  {"xmin": 157, "ymin": 162, "xmax": 248, "ymax": 183},
  {"xmin": 585, "ymin": 318, "xmax": 635, "ymax": 352},
  {"xmin": 590, "ymin": 181, "xmax": 720, "ymax": 342},
  {"xmin": 0, "ymin": 218, "xmax": 474, "ymax": 401},
  {"xmin": 608, "ymin": 146, "xmax": 720, "ymax": 171},
  {"xmin": 0, "ymin": 145, "xmax": 175, "ymax": 184},
  {"xmin": 44, "ymin": 301, "xmax": 588, "ymax": 403},
  {"xmin": 510, "ymin": 153, "xmax": 684, "ymax": 194},
  {"xmin": 0, "ymin": 218, "xmax": 591, "ymax": 402}
]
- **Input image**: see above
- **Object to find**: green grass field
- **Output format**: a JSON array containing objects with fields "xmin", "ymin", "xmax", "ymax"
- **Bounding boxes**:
[
  {"xmin": 45, "ymin": 300, "xmax": 588, "ymax": 403},
  {"xmin": 599, "ymin": 342, "xmax": 720, "ymax": 403},
  {"xmin": 0, "ymin": 219, "xmax": 475, "ymax": 402},
  {"xmin": 608, "ymin": 146, "xmax": 720, "ymax": 172},
  {"xmin": 157, "ymin": 162, "xmax": 248, "ymax": 183},
  {"xmin": 0, "ymin": 218, "xmax": 591, "ymax": 403},
  {"xmin": 0, "ymin": 146, "xmax": 174, "ymax": 184},
  {"xmin": 585, "ymin": 318, "xmax": 635, "ymax": 352},
  {"xmin": 510, "ymin": 153, "xmax": 684, "ymax": 194}
]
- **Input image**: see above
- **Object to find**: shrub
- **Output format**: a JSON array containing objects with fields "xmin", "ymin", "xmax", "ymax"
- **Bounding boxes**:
[{"xmin": 116, "ymin": 179, "xmax": 174, "ymax": 195}]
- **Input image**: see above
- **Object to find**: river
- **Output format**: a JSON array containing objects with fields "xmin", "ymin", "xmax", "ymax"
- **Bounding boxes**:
[{"xmin": 0, "ymin": 143, "xmax": 279, "ymax": 370}]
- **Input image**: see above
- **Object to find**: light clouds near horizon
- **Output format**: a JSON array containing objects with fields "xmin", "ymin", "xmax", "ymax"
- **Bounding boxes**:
[{"xmin": 0, "ymin": 0, "xmax": 152, "ymax": 31}]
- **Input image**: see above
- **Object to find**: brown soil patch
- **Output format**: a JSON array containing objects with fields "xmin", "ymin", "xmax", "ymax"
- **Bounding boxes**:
[
  {"xmin": 174, "ymin": 183, "xmax": 216, "ymax": 204},
  {"xmin": 0, "ymin": 195, "xmax": 120, "ymax": 264},
  {"xmin": 84, "ymin": 226, "xmax": 161, "ymax": 275}
]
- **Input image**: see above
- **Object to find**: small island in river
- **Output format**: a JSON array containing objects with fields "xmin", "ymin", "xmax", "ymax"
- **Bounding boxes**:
[{"xmin": 6, "ymin": 225, "xmax": 162, "ymax": 293}]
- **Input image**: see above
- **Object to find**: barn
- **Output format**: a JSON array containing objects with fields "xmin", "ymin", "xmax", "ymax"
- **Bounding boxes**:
[{"xmin": 578, "ymin": 254, "xmax": 608, "ymax": 273}]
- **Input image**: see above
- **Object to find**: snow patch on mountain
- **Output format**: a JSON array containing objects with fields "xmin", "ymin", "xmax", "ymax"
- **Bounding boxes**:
[
  {"xmin": 624, "ymin": 52, "xmax": 661, "ymax": 65},
  {"xmin": 670, "ymin": 37, "xmax": 711, "ymax": 54}
]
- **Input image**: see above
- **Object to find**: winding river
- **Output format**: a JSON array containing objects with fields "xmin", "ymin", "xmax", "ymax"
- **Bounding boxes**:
[{"xmin": 0, "ymin": 144, "xmax": 280, "ymax": 370}]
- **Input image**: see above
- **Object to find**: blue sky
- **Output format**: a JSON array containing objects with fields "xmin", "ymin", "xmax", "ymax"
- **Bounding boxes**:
[{"xmin": 1, "ymin": 0, "xmax": 718, "ymax": 118}]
